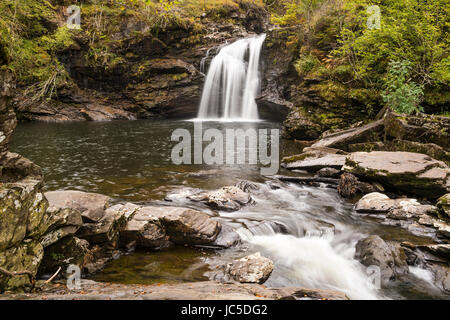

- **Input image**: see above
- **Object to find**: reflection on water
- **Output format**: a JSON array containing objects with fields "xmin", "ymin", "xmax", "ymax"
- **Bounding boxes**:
[
  {"xmin": 11, "ymin": 119, "xmax": 296, "ymax": 201},
  {"xmin": 90, "ymin": 247, "xmax": 213, "ymax": 285}
]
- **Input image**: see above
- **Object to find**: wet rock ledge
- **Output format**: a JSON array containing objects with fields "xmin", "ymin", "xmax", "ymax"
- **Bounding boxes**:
[{"xmin": 0, "ymin": 279, "xmax": 348, "ymax": 300}]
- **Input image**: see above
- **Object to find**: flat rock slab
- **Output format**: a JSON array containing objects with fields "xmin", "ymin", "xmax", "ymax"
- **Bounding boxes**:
[
  {"xmin": 45, "ymin": 190, "xmax": 112, "ymax": 223},
  {"xmin": 312, "ymin": 120, "xmax": 384, "ymax": 151},
  {"xmin": 355, "ymin": 192, "xmax": 437, "ymax": 216},
  {"xmin": 284, "ymin": 153, "xmax": 346, "ymax": 172},
  {"xmin": 0, "ymin": 280, "xmax": 348, "ymax": 300},
  {"xmin": 343, "ymin": 151, "xmax": 450, "ymax": 198}
]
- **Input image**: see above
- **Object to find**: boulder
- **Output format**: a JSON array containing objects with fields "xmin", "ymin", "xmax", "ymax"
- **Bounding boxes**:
[
  {"xmin": 316, "ymin": 167, "xmax": 341, "ymax": 178},
  {"xmin": 44, "ymin": 190, "xmax": 112, "ymax": 223},
  {"xmin": 354, "ymin": 192, "xmax": 397, "ymax": 214},
  {"xmin": 38, "ymin": 236, "xmax": 90, "ymax": 278},
  {"xmin": 343, "ymin": 151, "xmax": 450, "ymax": 198},
  {"xmin": 40, "ymin": 207, "xmax": 83, "ymax": 248},
  {"xmin": 0, "ymin": 241, "xmax": 43, "ymax": 291},
  {"xmin": 337, "ymin": 172, "xmax": 377, "ymax": 198},
  {"xmin": 384, "ymin": 112, "xmax": 449, "ymax": 150},
  {"xmin": 76, "ymin": 204, "xmax": 128, "ymax": 244},
  {"xmin": 226, "ymin": 252, "xmax": 274, "ymax": 284},
  {"xmin": 437, "ymin": 193, "xmax": 450, "ymax": 219},
  {"xmin": 355, "ymin": 192, "xmax": 437, "ymax": 217},
  {"xmin": 188, "ymin": 186, "xmax": 254, "ymax": 212},
  {"xmin": 146, "ymin": 206, "xmax": 222, "ymax": 245},
  {"xmin": 119, "ymin": 207, "xmax": 170, "ymax": 249},
  {"xmin": 0, "ymin": 178, "xmax": 47, "ymax": 251},
  {"xmin": 354, "ymin": 236, "xmax": 408, "ymax": 284},
  {"xmin": 434, "ymin": 221, "xmax": 450, "ymax": 239}
]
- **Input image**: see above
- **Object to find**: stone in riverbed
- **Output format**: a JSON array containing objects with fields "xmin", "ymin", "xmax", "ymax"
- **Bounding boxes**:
[
  {"xmin": 355, "ymin": 192, "xmax": 438, "ymax": 218},
  {"xmin": 149, "ymin": 206, "xmax": 222, "ymax": 245},
  {"xmin": 119, "ymin": 207, "xmax": 170, "ymax": 249},
  {"xmin": 188, "ymin": 186, "xmax": 254, "ymax": 211},
  {"xmin": 44, "ymin": 190, "xmax": 112, "ymax": 223},
  {"xmin": 316, "ymin": 167, "xmax": 341, "ymax": 178},
  {"xmin": 76, "ymin": 204, "xmax": 128, "ymax": 244},
  {"xmin": 38, "ymin": 236, "xmax": 90, "ymax": 278},
  {"xmin": 40, "ymin": 206, "xmax": 83, "ymax": 248},
  {"xmin": 354, "ymin": 235, "xmax": 408, "ymax": 284},
  {"xmin": 337, "ymin": 172, "xmax": 377, "ymax": 198},
  {"xmin": 437, "ymin": 193, "xmax": 450, "ymax": 219},
  {"xmin": 0, "ymin": 177, "xmax": 47, "ymax": 251},
  {"xmin": 283, "ymin": 148, "xmax": 347, "ymax": 172},
  {"xmin": 226, "ymin": 252, "xmax": 274, "ymax": 284},
  {"xmin": 0, "ymin": 241, "xmax": 43, "ymax": 291},
  {"xmin": 343, "ymin": 151, "xmax": 450, "ymax": 199}
]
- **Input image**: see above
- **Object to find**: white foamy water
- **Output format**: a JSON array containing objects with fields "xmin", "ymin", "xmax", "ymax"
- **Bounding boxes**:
[
  {"xmin": 197, "ymin": 34, "xmax": 266, "ymax": 121},
  {"xmin": 218, "ymin": 183, "xmax": 384, "ymax": 300}
]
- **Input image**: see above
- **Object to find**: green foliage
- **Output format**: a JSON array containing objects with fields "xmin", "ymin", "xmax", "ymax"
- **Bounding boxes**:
[
  {"xmin": 334, "ymin": 0, "xmax": 449, "ymax": 88},
  {"xmin": 381, "ymin": 60, "xmax": 424, "ymax": 114}
]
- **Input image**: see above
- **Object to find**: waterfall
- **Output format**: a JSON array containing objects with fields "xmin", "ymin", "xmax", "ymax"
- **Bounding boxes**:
[{"xmin": 197, "ymin": 34, "xmax": 266, "ymax": 121}]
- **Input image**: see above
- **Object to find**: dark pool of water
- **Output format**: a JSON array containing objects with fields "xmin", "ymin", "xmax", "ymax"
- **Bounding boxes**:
[
  {"xmin": 90, "ymin": 246, "xmax": 214, "ymax": 285},
  {"xmin": 11, "ymin": 119, "xmax": 298, "ymax": 202}
]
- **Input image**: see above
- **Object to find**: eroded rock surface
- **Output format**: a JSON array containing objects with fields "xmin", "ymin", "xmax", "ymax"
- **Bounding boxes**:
[{"xmin": 343, "ymin": 151, "xmax": 450, "ymax": 198}]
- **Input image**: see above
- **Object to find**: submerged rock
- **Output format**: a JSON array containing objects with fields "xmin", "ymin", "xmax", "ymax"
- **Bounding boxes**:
[
  {"xmin": 226, "ymin": 252, "xmax": 274, "ymax": 284},
  {"xmin": 355, "ymin": 235, "xmax": 408, "ymax": 284},
  {"xmin": 343, "ymin": 151, "xmax": 450, "ymax": 198},
  {"xmin": 44, "ymin": 190, "xmax": 112, "ymax": 223}
]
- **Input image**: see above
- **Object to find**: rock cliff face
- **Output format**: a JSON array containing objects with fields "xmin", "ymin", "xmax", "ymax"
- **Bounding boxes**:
[{"xmin": 14, "ymin": 3, "xmax": 270, "ymax": 122}]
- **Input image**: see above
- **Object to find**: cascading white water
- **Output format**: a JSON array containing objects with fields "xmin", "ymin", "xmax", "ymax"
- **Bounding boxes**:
[{"xmin": 197, "ymin": 34, "xmax": 266, "ymax": 121}]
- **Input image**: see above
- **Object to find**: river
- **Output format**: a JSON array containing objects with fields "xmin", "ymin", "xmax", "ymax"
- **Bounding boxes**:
[{"xmin": 10, "ymin": 119, "xmax": 446, "ymax": 300}]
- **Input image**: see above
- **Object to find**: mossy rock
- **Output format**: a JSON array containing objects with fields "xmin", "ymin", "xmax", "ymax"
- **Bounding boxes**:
[
  {"xmin": 0, "ymin": 240, "xmax": 43, "ymax": 292},
  {"xmin": 437, "ymin": 194, "xmax": 450, "ymax": 219}
]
